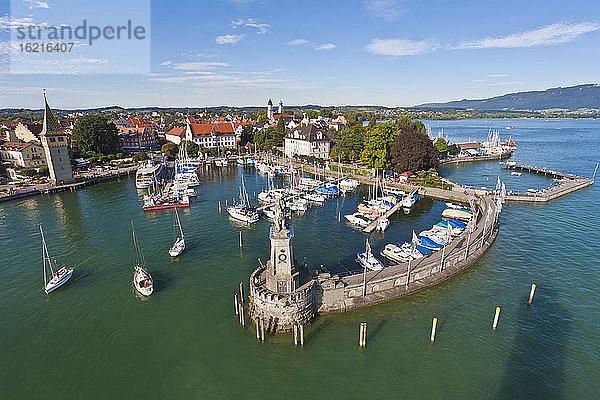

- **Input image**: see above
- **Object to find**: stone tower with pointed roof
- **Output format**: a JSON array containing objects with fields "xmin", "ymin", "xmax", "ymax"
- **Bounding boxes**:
[
  {"xmin": 267, "ymin": 98, "xmax": 274, "ymax": 122},
  {"xmin": 40, "ymin": 92, "xmax": 74, "ymax": 184}
]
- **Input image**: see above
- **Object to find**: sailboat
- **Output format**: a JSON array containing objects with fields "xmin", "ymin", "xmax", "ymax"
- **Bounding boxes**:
[
  {"xmin": 169, "ymin": 208, "xmax": 185, "ymax": 257},
  {"xmin": 227, "ymin": 175, "xmax": 259, "ymax": 223},
  {"xmin": 131, "ymin": 221, "xmax": 153, "ymax": 296},
  {"xmin": 356, "ymin": 239, "xmax": 384, "ymax": 271},
  {"xmin": 40, "ymin": 225, "xmax": 73, "ymax": 294}
]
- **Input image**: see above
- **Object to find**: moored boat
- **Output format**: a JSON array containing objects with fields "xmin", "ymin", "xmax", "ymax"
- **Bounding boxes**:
[
  {"xmin": 356, "ymin": 240, "xmax": 384, "ymax": 271},
  {"xmin": 168, "ymin": 208, "xmax": 186, "ymax": 257}
]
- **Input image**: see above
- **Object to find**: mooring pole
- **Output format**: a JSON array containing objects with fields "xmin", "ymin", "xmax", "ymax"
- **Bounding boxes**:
[
  {"xmin": 260, "ymin": 318, "xmax": 265, "ymax": 341},
  {"xmin": 239, "ymin": 282, "xmax": 244, "ymax": 304},
  {"xmin": 430, "ymin": 318, "xmax": 437, "ymax": 342},
  {"xmin": 234, "ymin": 294, "xmax": 239, "ymax": 316},
  {"xmin": 528, "ymin": 284, "xmax": 536, "ymax": 306},
  {"xmin": 293, "ymin": 324, "xmax": 298, "ymax": 346},
  {"xmin": 492, "ymin": 307, "xmax": 501, "ymax": 330},
  {"xmin": 299, "ymin": 325, "xmax": 304, "ymax": 347},
  {"xmin": 255, "ymin": 318, "xmax": 260, "ymax": 339}
]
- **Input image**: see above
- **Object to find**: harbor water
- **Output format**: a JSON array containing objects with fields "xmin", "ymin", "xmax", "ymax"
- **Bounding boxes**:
[{"xmin": 0, "ymin": 119, "xmax": 598, "ymax": 399}]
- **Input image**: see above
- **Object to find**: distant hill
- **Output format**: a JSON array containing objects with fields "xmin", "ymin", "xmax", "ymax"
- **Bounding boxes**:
[{"xmin": 417, "ymin": 84, "xmax": 600, "ymax": 111}]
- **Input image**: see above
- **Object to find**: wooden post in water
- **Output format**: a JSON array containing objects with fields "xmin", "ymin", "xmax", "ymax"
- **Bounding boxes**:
[
  {"xmin": 234, "ymin": 294, "xmax": 239, "ymax": 316},
  {"xmin": 255, "ymin": 318, "xmax": 260, "ymax": 339},
  {"xmin": 492, "ymin": 307, "xmax": 501, "ymax": 330},
  {"xmin": 293, "ymin": 324, "xmax": 298, "ymax": 346},
  {"xmin": 430, "ymin": 318, "xmax": 438, "ymax": 342},
  {"xmin": 299, "ymin": 325, "xmax": 304, "ymax": 347},
  {"xmin": 239, "ymin": 282, "xmax": 244, "ymax": 304},
  {"xmin": 260, "ymin": 318, "xmax": 265, "ymax": 341},
  {"xmin": 218, "ymin": 201, "xmax": 221, "ymax": 213},
  {"xmin": 358, "ymin": 322, "xmax": 367, "ymax": 347},
  {"xmin": 528, "ymin": 284, "xmax": 536, "ymax": 306},
  {"xmin": 225, "ymin": 199, "xmax": 228, "ymax": 208},
  {"xmin": 239, "ymin": 231, "xmax": 243, "ymax": 248}
]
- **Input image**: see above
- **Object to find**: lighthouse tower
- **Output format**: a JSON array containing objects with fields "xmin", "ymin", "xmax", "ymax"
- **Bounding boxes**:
[
  {"xmin": 265, "ymin": 199, "xmax": 299, "ymax": 293},
  {"xmin": 40, "ymin": 92, "xmax": 74, "ymax": 185},
  {"xmin": 278, "ymin": 100, "xmax": 283, "ymax": 114}
]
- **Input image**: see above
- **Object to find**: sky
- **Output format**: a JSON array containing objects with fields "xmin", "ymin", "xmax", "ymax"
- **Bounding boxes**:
[{"xmin": 1, "ymin": 0, "xmax": 599, "ymax": 109}]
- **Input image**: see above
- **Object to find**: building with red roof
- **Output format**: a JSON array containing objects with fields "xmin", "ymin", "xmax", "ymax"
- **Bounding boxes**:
[
  {"xmin": 117, "ymin": 126, "xmax": 156, "ymax": 152},
  {"xmin": 0, "ymin": 141, "xmax": 46, "ymax": 168}
]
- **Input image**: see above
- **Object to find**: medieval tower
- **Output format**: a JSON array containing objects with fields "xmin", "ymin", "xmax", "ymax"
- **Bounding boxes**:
[{"xmin": 40, "ymin": 92, "xmax": 74, "ymax": 185}]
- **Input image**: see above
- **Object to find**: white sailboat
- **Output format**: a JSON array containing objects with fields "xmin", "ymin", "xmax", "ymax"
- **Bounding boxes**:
[
  {"xmin": 169, "ymin": 208, "xmax": 185, "ymax": 257},
  {"xmin": 40, "ymin": 225, "xmax": 73, "ymax": 294},
  {"xmin": 227, "ymin": 175, "xmax": 259, "ymax": 223},
  {"xmin": 356, "ymin": 239, "xmax": 384, "ymax": 271},
  {"xmin": 131, "ymin": 221, "xmax": 153, "ymax": 296}
]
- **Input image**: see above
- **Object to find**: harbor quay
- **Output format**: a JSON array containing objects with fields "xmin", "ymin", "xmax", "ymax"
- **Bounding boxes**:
[{"xmin": 249, "ymin": 193, "xmax": 500, "ymax": 332}]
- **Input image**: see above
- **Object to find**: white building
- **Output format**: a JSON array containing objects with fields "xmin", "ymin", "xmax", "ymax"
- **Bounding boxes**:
[{"xmin": 284, "ymin": 122, "xmax": 331, "ymax": 159}]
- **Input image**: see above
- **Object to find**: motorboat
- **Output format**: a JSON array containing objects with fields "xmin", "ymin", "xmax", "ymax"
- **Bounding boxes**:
[
  {"xmin": 377, "ymin": 218, "xmax": 390, "ymax": 232},
  {"xmin": 380, "ymin": 243, "xmax": 412, "ymax": 263},
  {"xmin": 344, "ymin": 212, "xmax": 371, "ymax": 228},
  {"xmin": 135, "ymin": 159, "xmax": 163, "ymax": 189},
  {"xmin": 441, "ymin": 208, "xmax": 472, "ymax": 222},
  {"xmin": 40, "ymin": 225, "xmax": 73, "ymax": 294},
  {"xmin": 339, "ymin": 178, "xmax": 359, "ymax": 191}
]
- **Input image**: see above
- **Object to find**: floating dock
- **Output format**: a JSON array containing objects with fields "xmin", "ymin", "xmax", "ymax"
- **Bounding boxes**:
[
  {"xmin": 500, "ymin": 162, "xmax": 594, "ymax": 202},
  {"xmin": 362, "ymin": 188, "xmax": 418, "ymax": 233}
]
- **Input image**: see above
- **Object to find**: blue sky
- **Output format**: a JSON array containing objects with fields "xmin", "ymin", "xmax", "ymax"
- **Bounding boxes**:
[{"xmin": 1, "ymin": 0, "xmax": 599, "ymax": 108}]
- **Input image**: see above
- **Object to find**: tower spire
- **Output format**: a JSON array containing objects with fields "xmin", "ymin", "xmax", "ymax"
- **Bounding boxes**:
[{"xmin": 42, "ymin": 91, "xmax": 63, "ymax": 136}]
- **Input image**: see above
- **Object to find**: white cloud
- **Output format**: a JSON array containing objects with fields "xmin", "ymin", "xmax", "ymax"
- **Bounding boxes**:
[
  {"xmin": 231, "ymin": 18, "xmax": 270, "ymax": 34},
  {"xmin": 365, "ymin": 0, "xmax": 407, "ymax": 22},
  {"xmin": 287, "ymin": 38, "xmax": 309, "ymax": 46},
  {"xmin": 0, "ymin": 16, "xmax": 35, "ymax": 30},
  {"xmin": 315, "ymin": 43, "xmax": 336, "ymax": 51},
  {"xmin": 488, "ymin": 81, "xmax": 525, "ymax": 86},
  {"xmin": 365, "ymin": 38, "xmax": 436, "ymax": 56},
  {"xmin": 23, "ymin": 0, "xmax": 53, "ymax": 9},
  {"xmin": 215, "ymin": 34, "xmax": 245, "ymax": 44},
  {"xmin": 456, "ymin": 22, "xmax": 600, "ymax": 49},
  {"xmin": 173, "ymin": 61, "xmax": 230, "ymax": 71},
  {"xmin": 160, "ymin": 60, "xmax": 172, "ymax": 66}
]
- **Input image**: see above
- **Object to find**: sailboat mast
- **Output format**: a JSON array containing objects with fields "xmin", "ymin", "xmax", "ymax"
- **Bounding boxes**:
[
  {"xmin": 40, "ymin": 226, "xmax": 47, "ymax": 285},
  {"xmin": 131, "ymin": 221, "xmax": 140, "ymax": 267},
  {"xmin": 175, "ymin": 208, "xmax": 184, "ymax": 238}
]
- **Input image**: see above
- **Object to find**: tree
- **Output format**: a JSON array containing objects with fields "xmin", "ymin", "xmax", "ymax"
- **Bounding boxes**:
[
  {"xmin": 132, "ymin": 152, "xmax": 149, "ymax": 163},
  {"xmin": 367, "ymin": 116, "xmax": 377, "ymax": 130},
  {"xmin": 319, "ymin": 108, "xmax": 333, "ymax": 118},
  {"xmin": 276, "ymin": 116, "xmax": 286, "ymax": 134},
  {"xmin": 336, "ymin": 125, "xmax": 365, "ymax": 163},
  {"xmin": 180, "ymin": 140, "xmax": 199, "ymax": 157},
  {"xmin": 390, "ymin": 130, "xmax": 439, "ymax": 173},
  {"xmin": 38, "ymin": 166, "xmax": 49, "ymax": 176},
  {"xmin": 256, "ymin": 110, "xmax": 267, "ymax": 124},
  {"xmin": 448, "ymin": 144, "xmax": 461, "ymax": 155},
  {"xmin": 434, "ymin": 137, "xmax": 448, "ymax": 154},
  {"xmin": 72, "ymin": 114, "xmax": 118, "ymax": 155},
  {"xmin": 359, "ymin": 122, "xmax": 398, "ymax": 169},
  {"xmin": 239, "ymin": 125, "xmax": 254, "ymax": 146},
  {"xmin": 305, "ymin": 110, "xmax": 318, "ymax": 119},
  {"xmin": 21, "ymin": 168, "xmax": 37, "ymax": 177},
  {"xmin": 161, "ymin": 142, "xmax": 179, "ymax": 160}
]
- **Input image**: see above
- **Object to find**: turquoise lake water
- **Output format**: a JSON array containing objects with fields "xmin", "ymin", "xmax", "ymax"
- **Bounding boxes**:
[{"xmin": 0, "ymin": 118, "xmax": 598, "ymax": 399}]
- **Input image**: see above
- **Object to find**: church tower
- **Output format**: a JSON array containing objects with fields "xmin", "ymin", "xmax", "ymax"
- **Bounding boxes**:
[
  {"xmin": 267, "ymin": 98, "xmax": 274, "ymax": 122},
  {"xmin": 278, "ymin": 100, "xmax": 283, "ymax": 114},
  {"xmin": 265, "ymin": 200, "xmax": 299, "ymax": 293},
  {"xmin": 40, "ymin": 92, "xmax": 74, "ymax": 185}
]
